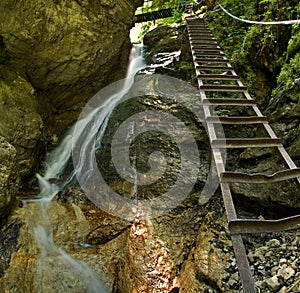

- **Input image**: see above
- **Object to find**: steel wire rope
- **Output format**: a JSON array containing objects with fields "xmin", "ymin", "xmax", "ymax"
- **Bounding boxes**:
[{"xmin": 217, "ymin": 1, "xmax": 300, "ymax": 25}]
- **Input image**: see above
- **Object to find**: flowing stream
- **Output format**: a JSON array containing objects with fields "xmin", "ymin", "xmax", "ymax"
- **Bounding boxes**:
[{"xmin": 23, "ymin": 44, "xmax": 145, "ymax": 292}]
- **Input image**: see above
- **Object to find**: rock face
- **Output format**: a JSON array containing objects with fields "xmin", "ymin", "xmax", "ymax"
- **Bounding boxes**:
[
  {"xmin": 0, "ymin": 137, "xmax": 20, "ymax": 218},
  {"xmin": 0, "ymin": 0, "xmax": 137, "ymax": 134},
  {"xmin": 0, "ymin": 67, "xmax": 43, "ymax": 177},
  {"xmin": 0, "ymin": 0, "xmax": 137, "ymax": 217},
  {"xmin": 143, "ymin": 24, "xmax": 196, "ymax": 84}
]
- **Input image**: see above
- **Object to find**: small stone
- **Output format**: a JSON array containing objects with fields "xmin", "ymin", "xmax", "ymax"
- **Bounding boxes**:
[
  {"xmin": 231, "ymin": 272, "xmax": 240, "ymax": 282},
  {"xmin": 279, "ymin": 258, "xmax": 287, "ymax": 264},
  {"xmin": 265, "ymin": 276, "xmax": 281, "ymax": 292},
  {"xmin": 254, "ymin": 247, "xmax": 267, "ymax": 261},
  {"xmin": 227, "ymin": 279, "xmax": 237, "ymax": 287},
  {"xmin": 278, "ymin": 286, "xmax": 288, "ymax": 293},
  {"xmin": 248, "ymin": 251, "xmax": 255, "ymax": 262},
  {"xmin": 267, "ymin": 239, "xmax": 281, "ymax": 247},
  {"xmin": 277, "ymin": 266, "xmax": 295, "ymax": 281}
]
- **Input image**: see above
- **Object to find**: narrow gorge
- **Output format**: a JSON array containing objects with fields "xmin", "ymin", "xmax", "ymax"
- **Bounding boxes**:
[{"xmin": 0, "ymin": 1, "xmax": 299, "ymax": 292}]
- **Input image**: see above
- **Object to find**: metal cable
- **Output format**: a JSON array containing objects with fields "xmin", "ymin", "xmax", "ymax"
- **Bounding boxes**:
[{"xmin": 218, "ymin": 2, "xmax": 300, "ymax": 25}]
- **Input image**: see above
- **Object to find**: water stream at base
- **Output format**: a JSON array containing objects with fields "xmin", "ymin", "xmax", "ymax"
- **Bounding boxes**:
[{"xmin": 22, "ymin": 44, "xmax": 145, "ymax": 292}]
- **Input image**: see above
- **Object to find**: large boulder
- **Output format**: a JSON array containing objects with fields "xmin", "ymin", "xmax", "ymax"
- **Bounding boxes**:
[{"xmin": 0, "ymin": 137, "xmax": 20, "ymax": 218}]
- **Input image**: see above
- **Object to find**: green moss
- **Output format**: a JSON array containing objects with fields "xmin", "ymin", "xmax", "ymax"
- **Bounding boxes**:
[
  {"xmin": 277, "ymin": 53, "xmax": 300, "ymax": 91},
  {"xmin": 287, "ymin": 28, "xmax": 300, "ymax": 59}
]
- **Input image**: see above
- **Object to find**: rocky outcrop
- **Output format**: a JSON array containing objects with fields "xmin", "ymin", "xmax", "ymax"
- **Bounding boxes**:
[
  {"xmin": 0, "ymin": 0, "xmax": 137, "ymax": 217},
  {"xmin": 143, "ymin": 24, "xmax": 196, "ymax": 84},
  {"xmin": 0, "ymin": 0, "xmax": 137, "ymax": 134},
  {"xmin": 0, "ymin": 67, "xmax": 43, "ymax": 177},
  {"xmin": 0, "ymin": 137, "xmax": 20, "ymax": 218}
]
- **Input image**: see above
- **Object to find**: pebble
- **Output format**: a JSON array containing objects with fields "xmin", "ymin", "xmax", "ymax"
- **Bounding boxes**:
[
  {"xmin": 277, "ymin": 266, "xmax": 295, "ymax": 281},
  {"xmin": 266, "ymin": 239, "xmax": 281, "ymax": 247},
  {"xmin": 265, "ymin": 275, "xmax": 281, "ymax": 292}
]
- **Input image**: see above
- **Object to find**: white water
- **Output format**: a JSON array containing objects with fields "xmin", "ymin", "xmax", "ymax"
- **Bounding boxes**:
[{"xmin": 24, "ymin": 44, "xmax": 145, "ymax": 292}]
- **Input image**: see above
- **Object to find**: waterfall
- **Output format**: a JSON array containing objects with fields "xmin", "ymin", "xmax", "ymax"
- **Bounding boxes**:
[{"xmin": 23, "ymin": 44, "xmax": 145, "ymax": 292}]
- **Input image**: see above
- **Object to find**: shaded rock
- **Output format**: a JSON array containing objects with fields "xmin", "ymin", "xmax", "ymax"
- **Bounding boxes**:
[
  {"xmin": 0, "ymin": 137, "xmax": 20, "ymax": 218},
  {"xmin": 144, "ymin": 25, "xmax": 183, "ymax": 55},
  {"xmin": 228, "ymin": 147, "xmax": 300, "ymax": 210},
  {"xmin": 0, "ymin": 67, "xmax": 43, "ymax": 176},
  {"xmin": 0, "ymin": 219, "xmax": 22, "ymax": 277},
  {"xmin": 143, "ymin": 24, "xmax": 196, "ymax": 84},
  {"xmin": 0, "ymin": 0, "xmax": 137, "ymax": 137},
  {"xmin": 177, "ymin": 212, "xmax": 238, "ymax": 292}
]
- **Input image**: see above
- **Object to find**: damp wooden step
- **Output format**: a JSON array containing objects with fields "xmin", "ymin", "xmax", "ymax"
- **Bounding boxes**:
[
  {"xmin": 193, "ymin": 51, "xmax": 225, "ymax": 56},
  {"xmin": 192, "ymin": 48, "xmax": 223, "ymax": 52}
]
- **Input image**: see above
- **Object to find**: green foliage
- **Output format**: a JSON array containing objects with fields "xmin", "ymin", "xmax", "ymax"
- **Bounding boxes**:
[
  {"xmin": 287, "ymin": 27, "xmax": 300, "ymax": 59},
  {"xmin": 138, "ymin": 22, "xmax": 153, "ymax": 43},
  {"xmin": 277, "ymin": 53, "xmax": 300, "ymax": 91},
  {"xmin": 162, "ymin": 8, "xmax": 184, "ymax": 24},
  {"xmin": 205, "ymin": 0, "xmax": 300, "ymax": 105}
]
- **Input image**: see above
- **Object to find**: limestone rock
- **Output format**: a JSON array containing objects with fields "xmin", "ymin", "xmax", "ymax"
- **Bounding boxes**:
[
  {"xmin": 0, "ymin": 67, "xmax": 43, "ymax": 176},
  {"xmin": 277, "ymin": 266, "xmax": 295, "ymax": 281},
  {"xmin": 0, "ymin": 0, "xmax": 137, "ymax": 135},
  {"xmin": 265, "ymin": 275, "xmax": 281, "ymax": 292},
  {"xmin": 177, "ymin": 213, "xmax": 235, "ymax": 292},
  {"xmin": 0, "ymin": 137, "xmax": 20, "ymax": 218}
]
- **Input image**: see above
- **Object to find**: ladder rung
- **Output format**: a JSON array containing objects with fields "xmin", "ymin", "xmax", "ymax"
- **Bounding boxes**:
[
  {"xmin": 197, "ymin": 65, "xmax": 233, "ymax": 71},
  {"xmin": 192, "ymin": 40, "xmax": 218, "ymax": 45},
  {"xmin": 202, "ymin": 98, "xmax": 256, "ymax": 105},
  {"xmin": 229, "ymin": 215, "xmax": 300, "ymax": 234},
  {"xmin": 200, "ymin": 85, "xmax": 247, "ymax": 92},
  {"xmin": 190, "ymin": 29, "xmax": 210, "ymax": 31},
  {"xmin": 196, "ymin": 58, "xmax": 229, "ymax": 64},
  {"xmin": 192, "ymin": 45, "xmax": 220, "ymax": 49},
  {"xmin": 189, "ymin": 36, "xmax": 215, "ymax": 41},
  {"xmin": 221, "ymin": 168, "xmax": 300, "ymax": 183},
  {"xmin": 189, "ymin": 32, "xmax": 214, "ymax": 36},
  {"xmin": 193, "ymin": 52, "xmax": 225, "ymax": 57},
  {"xmin": 197, "ymin": 74, "xmax": 239, "ymax": 80},
  {"xmin": 193, "ymin": 48, "xmax": 223, "ymax": 53},
  {"xmin": 207, "ymin": 116, "xmax": 268, "ymax": 124},
  {"xmin": 189, "ymin": 32, "xmax": 212, "ymax": 36},
  {"xmin": 211, "ymin": 138, "xmax": 282, "ymax": 148},
  {"xmin": 187, "ymin": 23, "xmax": 205, "ymax": 26}
]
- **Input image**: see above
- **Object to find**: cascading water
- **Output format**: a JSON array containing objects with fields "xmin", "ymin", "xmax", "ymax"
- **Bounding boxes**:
[{"xmin": 22, "ymin": 44, "xmax": 145, "ymax": 292}]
